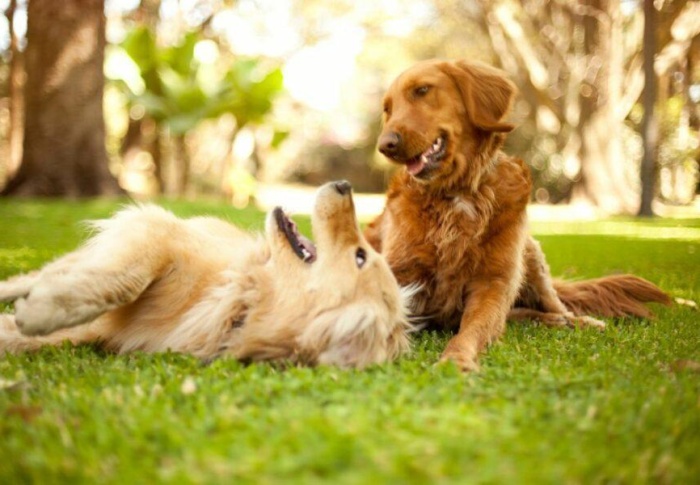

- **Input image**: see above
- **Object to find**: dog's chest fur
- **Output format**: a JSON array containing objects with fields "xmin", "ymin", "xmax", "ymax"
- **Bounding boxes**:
[
  {"xmin": 378, "ymin": 157, "xmax": 531, "ymax": 327},
  {"xmin": 382, "ymin": 188, "xmax": 495, "ymax": 324}
]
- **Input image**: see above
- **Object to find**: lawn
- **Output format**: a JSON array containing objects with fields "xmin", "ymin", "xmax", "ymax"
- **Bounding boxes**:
[{"xmin": 0, "ymin": 198, "xmax": 698, "ymax": 484}]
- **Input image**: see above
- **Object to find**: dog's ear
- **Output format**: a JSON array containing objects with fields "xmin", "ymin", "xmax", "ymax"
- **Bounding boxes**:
[{"xmin": 441, "ymin": 60, "xmax": 516, "ymax": 133}]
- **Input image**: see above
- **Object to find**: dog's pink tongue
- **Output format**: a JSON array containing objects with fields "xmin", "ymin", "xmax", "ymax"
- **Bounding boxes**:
[{"xmin": 406, "ymin": 157, "xmax": 425, "ymax": 175}]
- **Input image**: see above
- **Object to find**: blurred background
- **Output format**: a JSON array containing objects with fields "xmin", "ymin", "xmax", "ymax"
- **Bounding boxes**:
[{"xmin": 0, "ymin": 0, "xmax": 698, "ymax": 216}]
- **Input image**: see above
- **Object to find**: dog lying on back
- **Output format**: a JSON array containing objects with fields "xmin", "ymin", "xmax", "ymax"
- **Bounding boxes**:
[
  {"xmin": 365, "ymin": 59, "xmax": 670, "ymax": 371},
  {"xmin": 0, "ymin": 181, "xmax": 411, "ymax": 368}
]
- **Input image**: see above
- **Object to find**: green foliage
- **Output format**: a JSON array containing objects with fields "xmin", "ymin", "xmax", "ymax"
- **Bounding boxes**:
[
  {"xmin": 1, "ymin": 200, "xmax": 699, "ymax": 483},
  {"xmin": 110, "ymin": 26, "xmax": 284, "ymax": 134},
  {"xmin": 215, "ymin": 60, "xmax": 285, "ymax": 126}
]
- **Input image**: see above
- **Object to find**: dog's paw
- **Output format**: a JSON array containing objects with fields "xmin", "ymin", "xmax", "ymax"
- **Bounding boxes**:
[
  {"xmin": 565, "ymin": 313, "xmax": 606, "ymax": 330},
  {"xmin": 438, "ymin": 352, "xmax": 480, "ymax": 372},
  {"xmin": 13, "ymin": 294, "xmax": 66, "ymax": 336},
  {"xmin": 675, "ymin": 297, "xmax": 698, "ymax": 310},
  {"xmin": 545, "ymin": 314, "xmax": 575, "ymax": 328},
  {"xmin": 439, "ymin": 341, "xmax": 480, "ymax": 372},
  {"xmin": 13, "ymin": 281, "xmax": 85, "ymax": 336}
]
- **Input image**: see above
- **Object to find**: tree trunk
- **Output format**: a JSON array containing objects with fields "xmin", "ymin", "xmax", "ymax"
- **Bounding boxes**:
[
  {"xmin": 4, "ymin": 0, "xmax": 24, "ymax": 181},
  {"xmin": 173, "ymin": 134, "xmax": 189, "ymax": 196},
  {"xmin": 571, "ymin": 0, "xmax": 639, "ymax": 213},
  {"xmin": 1, "ymin": 0, "xmax": 121, "ymax": 197},
  {"xmin": 638, "ymin": 0, "xmax": 657, "ymax": 216},
  {"xmin": 149, "ymin": 122, "xmax": 165, "ymax": 193}
]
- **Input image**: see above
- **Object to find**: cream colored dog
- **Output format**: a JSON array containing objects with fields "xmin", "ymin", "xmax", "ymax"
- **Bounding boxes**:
[{"xmin": 0, "ymin": 181, "xmax": 411, "ymax": 368}]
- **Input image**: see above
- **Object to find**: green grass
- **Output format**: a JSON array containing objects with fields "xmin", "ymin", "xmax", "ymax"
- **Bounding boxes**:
[{"xmin": 1, "ymin": 198, "xmax": 699, "ymax": 484}]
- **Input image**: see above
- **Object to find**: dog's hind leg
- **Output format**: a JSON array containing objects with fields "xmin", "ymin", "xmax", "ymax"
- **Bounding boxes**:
[
  {"xmin": 514, "ymin": 237, "xmax": 606, "ymax": 329},
  {"xmin": 12, "ymin": 264, "xmax": 154, "ymax": 337},
  {"xmin": 508, "ymin": 308, "xmax": 605, "ymax": 329},
  {"xmin": 4, "ymin": 206, "xmax": 173, "ymax": 337},
  {"xmin": 520, "ymin": 237, "xmax": 569, "ymax": 313},
  {"xmin": 0, "ymin": 313, "xmax": 104, "ymax": 354}
]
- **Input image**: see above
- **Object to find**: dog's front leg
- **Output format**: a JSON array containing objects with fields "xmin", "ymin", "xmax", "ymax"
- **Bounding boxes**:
[
  {"xmin": 440, "ymin": 278, "xmax": 517, "ymax": 371},
  {"xmin": 440, "ymin": 222, "xmax": 527, "ymax": 371}
]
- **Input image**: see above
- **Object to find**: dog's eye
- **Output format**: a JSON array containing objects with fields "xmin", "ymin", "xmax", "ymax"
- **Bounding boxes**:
[
  {"xmin": 355, "ymin": 247, "xmax": 367, "ymax": 268},
  {"xmin": 414, "ymin": 85, "xmax": 430, "ymax": 97}
]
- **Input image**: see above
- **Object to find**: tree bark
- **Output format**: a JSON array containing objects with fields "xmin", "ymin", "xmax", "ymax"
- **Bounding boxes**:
[
  {"xmin": 173, "ymin": 134, "xmax": 189, "ymax": 196},
  {"xmin": 1, "ymin": 0, "xmax": 121, "ymax": 197},
  {"xmin": 638, "ymin": 0, "xmax": 657, "ymax": 216},
  {"xmin": 570, "ymin": 0, "xmax": 638, "ymax": 213},
  {"xmin": 149, "ymin": 123, "xmax": 165, "ymax": 193},
  {"xmin": 4, "ymin": 0, "xmax": 24, "ymax": 181}
]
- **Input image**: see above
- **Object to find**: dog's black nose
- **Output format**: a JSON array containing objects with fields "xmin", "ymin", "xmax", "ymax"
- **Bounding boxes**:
[
  {"xmin": 378, "ymin": 131, "xmax": 402, "ymax": 157},
  {"xmin": 333, "ymin": 180, "xmax": 352, "ymax": 196}
]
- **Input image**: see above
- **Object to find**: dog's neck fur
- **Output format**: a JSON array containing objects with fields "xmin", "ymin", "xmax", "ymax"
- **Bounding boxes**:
[{"xmin": 407, "ymin": 132, "xmax": 505, "ymax": 200}]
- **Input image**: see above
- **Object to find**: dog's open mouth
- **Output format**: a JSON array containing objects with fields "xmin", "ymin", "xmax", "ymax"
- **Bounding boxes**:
[
  {"xmin": 406, "ymin": 134, "xmax": 447, "ymax": 177},
  {"xmin": 273, "ymin": 207, "xmax": 317, "ymax": 263}
]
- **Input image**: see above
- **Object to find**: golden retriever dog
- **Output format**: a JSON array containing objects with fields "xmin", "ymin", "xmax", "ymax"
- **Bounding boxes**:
[
  {"xmin": 365, "ymin": 59, "xmax": 670, "ymax": 371},
  {"xmin": 0, "ymin": 181, "xmax": 411, "ymax": 368}
]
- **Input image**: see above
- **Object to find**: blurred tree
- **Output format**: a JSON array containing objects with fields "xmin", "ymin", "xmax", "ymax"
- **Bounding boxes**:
[
  {"xmin": 474, "ymin": 0, "xmax": 697, "ymax": 213},
  {"xmin": 653, "ymin": 3, "xmax": 700, "ymax": 205},
  {"xmin": 2, "ymin": 0, "xmax": 120, "ymax": 197},
  {"xmin": 118, "ymin": 0, "xmax": 163, "ymax": 189},
  {"xmin": 4, "ymin": 0, "xmax": 23, "ymax": 181},
  {"xmin": 111, "ymin": 25, "xmax": 283, "ymax": 195},
  {"xmin": 639, "ymin": 0, "xmax": 657, "ymax": 216},
  {"xmin": 478, "ymin": 0, "xmax": 632, "ymax": 212}
]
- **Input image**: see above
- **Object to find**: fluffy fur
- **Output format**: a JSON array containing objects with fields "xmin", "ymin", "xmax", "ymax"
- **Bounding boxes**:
[
  {"xmin": 365, "ymin": 59, "xmax": 670, "ymax": 371},
  {"xmin": 0, "ymin": 181, "xmax": 411, "ymax": 368}
]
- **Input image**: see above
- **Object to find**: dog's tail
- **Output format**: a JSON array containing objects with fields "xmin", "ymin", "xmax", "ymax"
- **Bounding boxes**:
[{"xmin": 554, "ymin": 275, "xmax": 672, "ymax": 318}]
